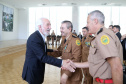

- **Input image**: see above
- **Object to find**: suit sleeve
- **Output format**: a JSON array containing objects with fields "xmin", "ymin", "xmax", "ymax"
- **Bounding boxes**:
[
  {"xmin": 29, "ymin": 40, "xmax": 62, "ymax": 67},
  {"xmin": 47, "ymin": 51, "xmax": 61, "ymax": 58}
]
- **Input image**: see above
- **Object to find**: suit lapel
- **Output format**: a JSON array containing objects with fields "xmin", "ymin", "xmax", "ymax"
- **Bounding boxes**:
[{"xmin": 36, "ymin": 31, "xmax": 44, "ymax": 42}]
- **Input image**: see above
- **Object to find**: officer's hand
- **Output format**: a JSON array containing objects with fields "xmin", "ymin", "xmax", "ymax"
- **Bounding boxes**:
[
  {"xmin": 60, "ymin": 73, "xmax": 68, "ymax": 84},
  {"xmin": 62, "ymin": 59, "xmax": 76, "ymax": 72},
  {"xmin": 53, "ymin": 49, "xmax": 58, "ymax": 51}
]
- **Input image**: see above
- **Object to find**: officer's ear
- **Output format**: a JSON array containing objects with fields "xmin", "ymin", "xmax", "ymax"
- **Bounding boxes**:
[
  {"xmin": 93, "ymin": 18, "xmax": 98, "ymax": 25},
  {"xmin": 69, "ymin": 27, "xmax": 72, "ymax": 32}
]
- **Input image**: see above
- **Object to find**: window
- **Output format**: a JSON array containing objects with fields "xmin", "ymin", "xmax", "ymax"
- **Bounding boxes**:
[
  {"xmin": 79, "ymin": 6, "xmax": 111, "ymax": 33},
  {"xmin": 29, "ymin": 6, "xmax": 72, "ymax": 36},
  {"xmin": 120, "ymin": 7, "xmax": 126, "ymax": 35},
  {"xmin": 111, "ymin": 7, "xmax": 120, "ymax": 25}
]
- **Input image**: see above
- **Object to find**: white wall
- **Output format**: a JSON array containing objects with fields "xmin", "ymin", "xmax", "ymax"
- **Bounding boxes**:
[
  {"xmin": 18, "ymin": 9, "xmax": 29, "ymax": 39},
  {"xmin": 0, "ymin": 2, "xmax": 18, "ymax": 41}
]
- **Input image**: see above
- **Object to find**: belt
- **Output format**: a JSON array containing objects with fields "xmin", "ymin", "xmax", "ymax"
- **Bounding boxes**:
[{"xmin": 95, "ymin": 78, "xmax": 113, "ymax": 83}]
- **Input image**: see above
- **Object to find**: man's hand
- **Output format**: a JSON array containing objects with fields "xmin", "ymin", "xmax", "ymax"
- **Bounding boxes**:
[
  {"xmin": 60, "ymin": 73, "xmax": 68, "ymax": 84},
  {"xmin": 62, "ymin": 59, "xmax": 76, "ymax": 72},
  {"xmin": 74, "ymin": 61, "xmax": 89, "ymax": 68}
]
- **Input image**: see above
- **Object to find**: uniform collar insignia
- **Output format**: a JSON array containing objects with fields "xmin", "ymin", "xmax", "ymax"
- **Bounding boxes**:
[{"xmin": 97, "ymin": 28, "xmax": 103, "ymax": 35}]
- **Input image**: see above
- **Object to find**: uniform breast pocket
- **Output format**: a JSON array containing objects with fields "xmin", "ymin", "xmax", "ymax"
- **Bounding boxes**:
[
  {"xmin": 91, "ymin": 47, "xmax": 97, "ymax": 54},
  {"xmin": 65, "ymin": 48, "xmax": 71, "ymax": 53},
  {"xmin": 88, "ymin": 47, "xmax": 97, "ymax": 63},
  {"xmin": 90, "ymin": 48, "xmax": 102, "ymax": 64},
  {"xmin": 62, "ymin": 47, "xmax": 72, "ymax": 59}
]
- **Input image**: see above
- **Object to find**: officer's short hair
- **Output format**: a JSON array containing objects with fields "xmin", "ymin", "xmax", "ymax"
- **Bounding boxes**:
[
  {"xmin": 88, "ymin": 10, "xmax": 105, "ymax": 25},
  {"xmin": 61, "ymin": 20, "xmax": 73, "ymax": 32},
  {"xmin": 113, "ymin": 25, "xmax": 121, "ymax": 31},
  {"xmin": 109, "ymin": 25, "xmax": 113, "ymax": 29},
  {"xmin": 82, "ymin": 27, "xmax": 88, "ymax": 31}
]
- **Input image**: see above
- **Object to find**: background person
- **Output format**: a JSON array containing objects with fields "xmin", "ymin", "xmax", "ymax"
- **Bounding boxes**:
[
  {"xmin": 78, "ymin": 32, "xmax": 82, "ymax": 40},
  {"xmin": 113, "ymin": 25, "xmax": 122, "ymax": 41},
  {"xmin": 72, "ymin": 30, "xmax": 77, "ymax": 36},
  {"xmin": 81, "ymin": 27, "xmax": 93, "ymax": 84}
]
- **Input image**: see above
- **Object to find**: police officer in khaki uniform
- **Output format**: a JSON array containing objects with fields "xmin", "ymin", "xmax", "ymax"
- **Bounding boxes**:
[
  {"xmin": 81, "ymin": 27, "xmax": 93, "ymax": 84},
  {"xmin": 49, "ymin": 20, "xmax": 82, "ymax": 84},
  {"xmin": 74, "ymin": 10, "xmax": 123, "ymax": 84}
]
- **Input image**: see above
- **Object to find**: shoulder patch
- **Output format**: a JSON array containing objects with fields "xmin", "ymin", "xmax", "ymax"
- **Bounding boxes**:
[
  {"xmin": 76, "ymin": 40, "xmax": 81, "ymax": 46},
  {"xmin": 100, "ymin": 35, "xmax": 110, "ymax": 45},
  {"xmin": 72, "ymin": 35, "xmax": 77, "ymax": 38}
]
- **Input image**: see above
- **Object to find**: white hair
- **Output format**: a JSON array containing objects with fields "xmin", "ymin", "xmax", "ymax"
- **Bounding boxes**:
[
  {"xmin": 35, "ymin": 17, "xmax": 50, "ymax": 37},
  {"xmin": 35, "ymin": 18, "xmax": 43, "ymax": 30},
  {"xmin": 36, "ymin": 17, "xmax": 49, "ymax": 30},
  {"xmin": 88, "ymin": 10, "xmax": 105, "ymax": 25}
]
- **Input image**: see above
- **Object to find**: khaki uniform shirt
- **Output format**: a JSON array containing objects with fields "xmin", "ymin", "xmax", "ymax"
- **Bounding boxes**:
[
  {"xmin": 88, "ymin": 28, "xmax": 123, "ymax": 79},
  {"xmin": 52, "ymin": 32, "xmax": 82, "ymax": 81},
  {"xmin": 81, "ymin": 35, "xmax": 93, "ymax": 80},
  {"xmin": 82, "ymin": 35, "xmax": 93, "ymax": 62},
  {"xmin": 61, "ymin": 32, "xmax": 82, "ymax": 81}
]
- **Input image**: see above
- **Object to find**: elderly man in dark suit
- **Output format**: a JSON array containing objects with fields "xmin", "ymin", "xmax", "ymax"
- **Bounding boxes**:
[{"xmin": 22, "ymin": 18, "xmax": 75, "ymax": 84}]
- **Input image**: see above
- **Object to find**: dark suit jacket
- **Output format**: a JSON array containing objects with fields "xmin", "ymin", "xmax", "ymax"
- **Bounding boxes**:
[
  {"xmin": 22, "ymin": 31, "xmax": 62, "ymax": 84},
  {"xmin": 116, "ymin": 32, "xmax": 122, "ymax": 41},
  {"xmin": 122, "ymin": 38, "xmax": 126, "ymax": 60},
  {"xmin": 78, "ymin": 35, "xmax": 82, "ymax": 40}
]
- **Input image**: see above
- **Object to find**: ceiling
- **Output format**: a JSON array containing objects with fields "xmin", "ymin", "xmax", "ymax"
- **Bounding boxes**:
[{"xmin": 0, "ymin": 0, "xmax": 126, "ymax": 9}]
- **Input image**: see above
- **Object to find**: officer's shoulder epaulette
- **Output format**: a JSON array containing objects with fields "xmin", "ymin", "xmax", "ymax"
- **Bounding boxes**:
[
  {"xmin": 97, "ymin": 28, "xmax": 103, "ymax": 35},
  {"xmin": 72, "ymin": 35, "xmax": 77, "ymax": 38}
]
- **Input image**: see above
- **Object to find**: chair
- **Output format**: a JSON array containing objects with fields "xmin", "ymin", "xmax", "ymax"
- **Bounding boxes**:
[
  {"xmin": 51, "ymin": 35, "xmax": 56, "ymax": 45},
  {"xmin": 56, "ymin": 36, "xmax": 61, "ymax": 45},
  {"xmin": 47, "ymin": 35, "xmax": 51, "ymax": 45}
]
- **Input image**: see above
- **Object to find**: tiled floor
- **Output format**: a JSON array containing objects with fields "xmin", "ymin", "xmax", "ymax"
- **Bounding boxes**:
[{"xmin": 0, "ymin": 44, "xmax": 61, "ymax": 84}]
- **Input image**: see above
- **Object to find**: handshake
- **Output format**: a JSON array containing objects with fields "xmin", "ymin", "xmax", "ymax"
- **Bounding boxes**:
[{"xmin": 61, "ymin": 59, "xmax": 76, "ymax": 72}]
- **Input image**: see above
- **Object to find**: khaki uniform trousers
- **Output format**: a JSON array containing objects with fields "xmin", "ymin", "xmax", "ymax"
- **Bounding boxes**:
[
  {"xmin": 83, "ymin": 76, "xmax": 93, "ymax": 84},
  {"xmin": 83, "ymin": 68, "xmax": 93, "ymax": 84},
  {"xmin": 66, "ymin": 80, "xmax": 81, "ymax": 84},
  {"xmin": 93, "ymin": 79, "xmax": 113, "ymax": 84}
]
